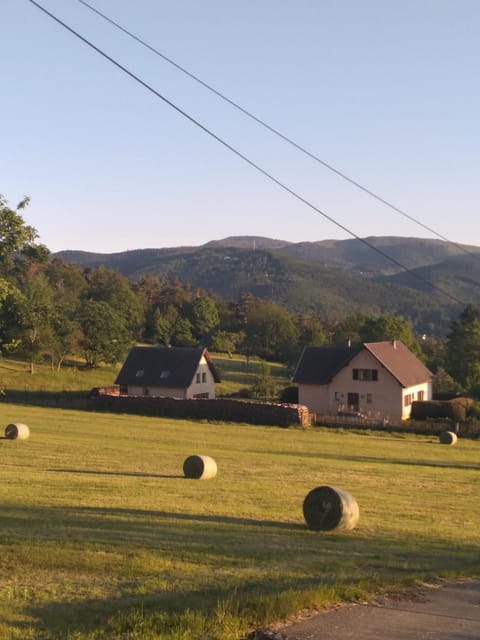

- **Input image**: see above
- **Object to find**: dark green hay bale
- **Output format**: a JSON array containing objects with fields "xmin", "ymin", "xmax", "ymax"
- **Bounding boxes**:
[
  {"xmin": 303, "ymin": 485, "xmax": 359, "ymax": 532},
  {"xmin": 183, "ymin": 455, "xmax": 217, "ymax": 480},
  {"xmin": 439, "ymin": 430, "xmax": 458, "ymax": 445},
  {"xmin": 5, "ymin": 423, "xmax": 30, "ymax": 440}
]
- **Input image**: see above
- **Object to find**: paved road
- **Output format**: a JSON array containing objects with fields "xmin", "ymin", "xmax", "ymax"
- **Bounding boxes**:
[{"xmin": 255, "ymin": 579, "xmax": 480, "ymax": 640}]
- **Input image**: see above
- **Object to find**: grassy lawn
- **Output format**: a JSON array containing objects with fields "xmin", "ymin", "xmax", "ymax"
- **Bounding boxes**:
[
  {"xmin": 207, "ymin": 353, "xmax": 291, "ymax": 398},
  {"xmin": 0, "ymin": 403, "xmax": 479, "ymax": 639}
]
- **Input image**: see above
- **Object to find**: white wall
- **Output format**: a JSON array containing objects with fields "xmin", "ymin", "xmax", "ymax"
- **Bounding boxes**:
[{"xmin": 298, "ymin": 349, "xmax": 431, "ymax": 422}]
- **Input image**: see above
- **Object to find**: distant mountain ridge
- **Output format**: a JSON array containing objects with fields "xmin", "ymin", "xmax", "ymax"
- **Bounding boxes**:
[{"xmin": 54, "ymin": 235, "xmax": 480, "ymax": 335}]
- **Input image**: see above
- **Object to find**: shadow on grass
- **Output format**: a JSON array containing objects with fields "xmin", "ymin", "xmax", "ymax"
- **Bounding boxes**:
[
  {"xmin": 2, "ymin": 502, "xmax": 306, "ymax": 532},
  {"xmin": 0, "ymin": 388, "xmax": 89, "ymax": 409},
  {"xmin": 23, "ymin": 576, "xmax": 331, "ymax": 640},
  {"xmin": 50, "ymin": 468, "xmax": 184, "ymax": 479},
  {"xmin": 1, "ymin": 502, "xmax": 478, "ymax": 639},
  {"xmin": 259, "ymin": 449, "xmax": 480, "ymax": 471}
]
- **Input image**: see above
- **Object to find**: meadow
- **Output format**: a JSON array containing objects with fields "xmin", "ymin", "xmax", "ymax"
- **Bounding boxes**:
[{"xmin": 1, "ymin": 402, "xmax": 479, "ymax": 640}]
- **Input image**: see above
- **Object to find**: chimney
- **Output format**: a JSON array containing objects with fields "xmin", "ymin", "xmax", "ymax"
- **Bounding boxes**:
[{"xmin": 392, "ymin": 340, "xmax": 397, "ymax": 349}]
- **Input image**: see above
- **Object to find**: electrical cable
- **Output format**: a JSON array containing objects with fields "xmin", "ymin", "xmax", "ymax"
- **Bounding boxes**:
[
  {"xmin": 27, "ymin": 0, "xmax": 465, "ymax": 306},
  {"xmin": 75, "ymin": 0, "xmax": 480, "ymax": 262}
]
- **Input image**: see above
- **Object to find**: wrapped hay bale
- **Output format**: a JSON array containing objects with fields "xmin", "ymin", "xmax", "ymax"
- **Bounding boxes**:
[
  {"xmin": 439, "ymin": 430, "xmax": 458, "ymax": 445},
  {"xmin": 183, "ymin": 455, "xmax": 217, "ymax": 480},
  {"xmin": 303, "ymin": 485, "xmax": 359, "ymax": 532},
  {"xmin": 5, "ymin": 423, "xmax": 30, "ymax": 440}
]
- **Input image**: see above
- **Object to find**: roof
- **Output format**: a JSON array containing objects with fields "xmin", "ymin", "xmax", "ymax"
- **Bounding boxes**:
[
  {"xmin": 115, "ymin": 346, "xmax": 221, "ymax": 388},
  {"xmin": 292, "ymin": 341, "xmax": 432, "ymax": 387},
  {"xmin": 363, "ymin": 341, "xmax": 432, "ymax": 387},
  {"xmin": 292, "ymin": 345, "xmax": 362, "ymax": 384}
]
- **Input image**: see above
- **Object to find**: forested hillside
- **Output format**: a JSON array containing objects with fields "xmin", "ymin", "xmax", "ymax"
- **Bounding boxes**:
[
  {"xmin": 3, "ymin": 192, "xmax": 480, "ymax": 397},
  {"xmin": 54, "ymin": 236, "xmax": 480, "ymax": 335}
]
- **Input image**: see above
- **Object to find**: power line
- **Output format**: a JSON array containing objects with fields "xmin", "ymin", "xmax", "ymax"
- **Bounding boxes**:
[
  {"xmin": 27, "ymin": 0, "xmax": 464, "ymax": 306},
  {"xmin": 75, "ymin": 0, "xmax": 480, "ymax": 262}
]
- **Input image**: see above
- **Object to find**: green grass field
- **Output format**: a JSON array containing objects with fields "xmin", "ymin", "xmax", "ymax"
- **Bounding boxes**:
[{"xmin": 1, "ymin": 403, "xmax": 479, "ymax": 639}]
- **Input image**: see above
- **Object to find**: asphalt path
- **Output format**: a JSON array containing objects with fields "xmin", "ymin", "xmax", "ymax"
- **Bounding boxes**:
[{"xmin": 253, "ymin": 578, "xmax": 480, "ymax": 640}]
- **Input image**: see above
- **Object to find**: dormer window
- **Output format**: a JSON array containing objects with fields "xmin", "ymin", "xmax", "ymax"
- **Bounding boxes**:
[{"xmin": 135, "ymin": 370, "xmax": 144, "ymax": 378}]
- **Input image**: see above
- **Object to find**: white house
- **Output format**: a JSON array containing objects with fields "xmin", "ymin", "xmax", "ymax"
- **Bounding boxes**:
[
  {"xmin": 115, "ymin": 346, "xmax": 220, "ymax": 399},
  {"xmin": 292, "ymin": 340, "xmax": 432, "ymax": 422}
]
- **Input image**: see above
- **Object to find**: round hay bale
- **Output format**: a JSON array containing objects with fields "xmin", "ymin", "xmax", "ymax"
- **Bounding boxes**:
[
  {"xmin": 303, "ymin": 485, "xmax": 359, "ymax": 532},
  {"xmin": 5, "ymin": 423, "xmax": 30, "ymax": 440},
  {"xmin": 439, "ymin": 430, "xmax": 457, "ymax": 445},
  {"xmin": 183, "ymin": 455, "xmax": 217, "ymax": 480}
]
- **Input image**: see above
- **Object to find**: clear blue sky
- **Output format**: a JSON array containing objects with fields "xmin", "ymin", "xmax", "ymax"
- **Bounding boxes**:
[{"xmin": 1, "ymin": 0, "xmax": 479, "ymax": 253}]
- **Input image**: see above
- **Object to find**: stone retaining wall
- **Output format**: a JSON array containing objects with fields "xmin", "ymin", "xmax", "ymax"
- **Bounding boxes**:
[{"xmin": 89, "ymin": 391, "xmax": 312, "ymax": 427}]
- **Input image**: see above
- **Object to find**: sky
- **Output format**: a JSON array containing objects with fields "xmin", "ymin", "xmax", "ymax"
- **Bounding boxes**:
[{"xmin": 1, "ymin": 0, "xmax": 479, "ymax": 253}]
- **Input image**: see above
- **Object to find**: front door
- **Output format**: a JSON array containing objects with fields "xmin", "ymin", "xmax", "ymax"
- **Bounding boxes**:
[{"xmin": 347, "ymin": 392, "xmax": 359, "ymax": 412}]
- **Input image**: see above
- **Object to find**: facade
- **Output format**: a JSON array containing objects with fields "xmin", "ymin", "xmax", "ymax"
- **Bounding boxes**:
[
  {"xmin": 115, "ymin": 346, "xmax": 220, "ymax": 399},
  {"xmin": 292, "ymin": 340, "xmax": 432, "ymax": 422}
]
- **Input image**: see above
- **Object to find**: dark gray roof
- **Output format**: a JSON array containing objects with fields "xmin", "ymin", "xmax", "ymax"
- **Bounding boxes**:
[
  {"xmin": 115, "ymin": 346, "xmax": 220, "ymax": 387},
  {"xmin": 292, "ymin": 345, "xmax": 362, "ymax": 384},
  {"xmin": 292, "ymin": 341, "xmax": 432, "ymax": 387}
]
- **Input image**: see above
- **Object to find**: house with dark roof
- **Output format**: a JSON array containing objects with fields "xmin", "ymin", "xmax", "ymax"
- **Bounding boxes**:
[
  {"xmin": 292, "ymin": 340, "xmax": 432, "ymax": 422},
  {"xmin": 115, "ymin": 346, "xmax": 220, "ymax": 399}
]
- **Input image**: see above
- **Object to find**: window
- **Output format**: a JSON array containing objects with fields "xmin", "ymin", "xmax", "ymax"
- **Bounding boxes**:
[
  {"xmin": 404, "ymin": 393, "xmax": 413, "ymax": 407},
  {"xmin": 196, "ymin": 373, "xmax": 201, "ymax": 383},
  {"xmin": 135, "ymin": 369, "xmax": 144, "ymax": 378},
  {"xmin": 352, "ymin": 368, "xmax": 378, "ymax": 381},
  {"xmin": 417, "ymin": 390, "xmax": 425, "ymax": 401},
  {"xmin": 160, "ymin": 370, "xmax": 170, "ymax": 379},
  {"xmin": 202, "ymin": 372, "xmax": 207, "ymax": 383},
  {"xmin": 366, "ymin": 393, "xmax": 373, "ymax": 403},
  {"xmin": 334, "ymin": 391, "xmax": 341, "ymax": 401}
]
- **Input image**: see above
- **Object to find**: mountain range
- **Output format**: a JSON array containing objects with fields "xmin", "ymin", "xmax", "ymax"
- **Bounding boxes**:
[{"xmin": 54, "ymin": 236, "xmax": 480, "ymax": 336}]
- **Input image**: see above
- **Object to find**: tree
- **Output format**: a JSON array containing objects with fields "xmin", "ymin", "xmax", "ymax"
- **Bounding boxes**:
[
  {"xmin": 445, "ymin": 304, "xmax": 480, "ymax": 392},
  {"xmin": 17, "ymin": 273, "xmax": 54, "ymax": 373},
  {"xmin": 0, "ymin": 279, "xmax": 24, "ymax": 353},
  {"xmin": 187, "ymin": 296, "xmax": 220, "ymax": 343},
  {"xmin": 144, "ymin": 307, "xmax": 172, "ymax": 345},
  {"xmin": 331, "ymin": 314, "xmax": 368, "ymax": 346},
  {"xmin": 243, "ymin": 301, "xmax": 299, "ymax": 362},
  {"xmin": 296, "ymin": 314, "xmax": 328, "ymax": 349},
  {"xmin": 84, "ymin": 267, "xmax": 144, "ymax": 339},
  {"xmin": 250, "ymin": 362, "xmax": 278, "ymax": 401},
  {"xmin": 433, "ymin": 367, "xmax": 462, "ymax": 395},
  {"xmin": 0, "ymin": 194, "xmax": 38, "ymax": 272},
  {"xmin": 210, "ymin": 330, "xmax": 243, "ymax": 358},
  {"xmin": 359, "ymin": 315, "xmax": 422, "ymax": 357},
  {"xmin": 79, "ymin": 300, "xmax": 131, "ymax": 367},
  {"xmin": 171, "ymin": 317, "xmax": 196, "ymax": 347}
]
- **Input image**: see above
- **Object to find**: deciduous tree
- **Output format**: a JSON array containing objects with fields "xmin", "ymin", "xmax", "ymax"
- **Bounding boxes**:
[
  {"xmin": 445, "ymin": 304, "xmax": 480, "ymax": 392},
  {"xmin": 79, "ymin": 300, "xmax": 131, "ymax": 367}
]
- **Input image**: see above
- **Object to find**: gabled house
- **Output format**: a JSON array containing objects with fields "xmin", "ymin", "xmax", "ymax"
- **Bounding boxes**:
[
  {"xmin": 115, "ymin": 346, "xmax": 220, "ymax": 399},
  {"xmin": 292, "ymin": 340, "xmax": 432, "ymax": 422}
]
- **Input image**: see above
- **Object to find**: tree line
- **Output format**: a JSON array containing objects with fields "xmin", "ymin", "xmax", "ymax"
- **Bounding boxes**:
[{"xmin": 1, "ymin": 194, "xmax": 479, "ymax": 396}]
